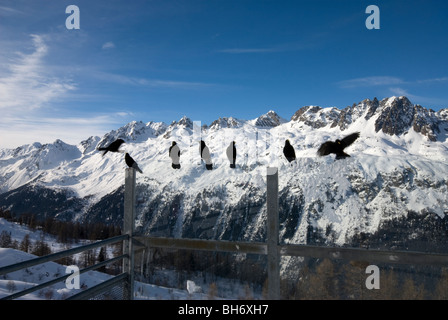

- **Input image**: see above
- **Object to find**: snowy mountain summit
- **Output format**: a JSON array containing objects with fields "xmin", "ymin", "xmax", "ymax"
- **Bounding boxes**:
[
  {"xmin": 0, "ymin": 96, "xmax": 447, "ymax": 250},
  {"xmin": 253, "ymin": 110, "xmax": 287, "ymax": 127},
  {"xmin": 292, "ymin": 96, "xmax": 446, "ymax": 142}
]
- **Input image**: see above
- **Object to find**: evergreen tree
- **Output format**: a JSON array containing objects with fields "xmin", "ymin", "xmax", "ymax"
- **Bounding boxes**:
[
  {"xmin": 0, "ymin": 230, "xmax": 12, "ymax": 248},
  {"xmin": 97, "ymin": 247, "xmax": 107, "ymax": 273},
  {"xmin": 31, "ymin": 236, "xmax": 52, "ymax": 256},
  {"xmin": 6, "ymin": 280, "xmax": 16, "ymax": 293}
]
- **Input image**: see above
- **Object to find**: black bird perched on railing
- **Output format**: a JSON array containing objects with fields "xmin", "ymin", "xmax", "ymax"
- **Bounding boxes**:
[
  {"xmin": 317, "ymin": 132, "xmax": 360, "ymax": 160},
  {"xmin": 97, "ymin": 139, "xmax": 125, "ymax": 156},
  {"xmin": 283, "ymin": 139, "xmax": 296, "ymax": 162},
  {"xmin": 125, "ymin": 153, "xmax": 143, "ymax": 173}
]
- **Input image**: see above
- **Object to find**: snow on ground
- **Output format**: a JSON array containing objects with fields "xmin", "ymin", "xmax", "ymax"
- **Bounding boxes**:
[
  {"xmin": 0, "ymin": 217, "xmax": 69, "ymax": 253},
  {"xmin": 0, "ymin": 218, "xmax": 257, "ymax": 300},
  {"xmin": 0, "ymin": 247, "xmax": 113, "ymax": 300},
  {"xmin": 0, "ymin": 244, "xmax": 254, "ymax": 300}
]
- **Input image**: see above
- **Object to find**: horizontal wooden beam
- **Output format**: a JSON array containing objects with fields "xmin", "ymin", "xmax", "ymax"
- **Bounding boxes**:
[
  {"xmin": 133, "ymin": 236, "xmax": 267, "ymax": 255},
  {"xmin": 280, "ymin": 244, "xmax": 448, "ymax": 267},
  {"xmin": 134, "ymin": 236, "xmax": 448, "ymax": 267}
]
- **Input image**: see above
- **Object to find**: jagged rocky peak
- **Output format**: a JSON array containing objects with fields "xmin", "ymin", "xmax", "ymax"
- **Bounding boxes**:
[
  {"xmin": 31, "ymin": 139, "xmax": 79, "ymax": 157},
  {"xmin": 411, "ymin": 104, "xmax": 441, "ymax": 142},
  {"xmin": 290, "ymin": 98, "xmax": 382, "ymax": 130},
  {"xmin": 50, "ymin": 139, "xmax": 75, "ymax": 151},
  {"xmin": 361, "ymin": 97, "xmax": 380, "ymax": 120},
  {"xmin": 209, "ymin": 117, "xmax": 243, "ymax": 130},
  {"xmin": 374, "ymin": 96, "xmax": 414, "ymax": 136},
  {"xmin": 254, "ymin": 110, "xmax": 286, "ymax": 127},
  {"xmin": 291, "ymin": 105, "xmax": 339, "ymax": 129},
  {"xmin": 125, "ymin": 120, "xmax": 157, "ymax": 138},
  {"xmin": 98, "ymin": 121, "xmax": 143, "ymax": 146},
  {"xmin": 288, "ymin": 96, "xmax": 446, "ymax": 141},
  {"xmin": 145, "ymin": 121, "xmax": 168, "ymax": 136},
  {"xmin": 5, "ymin": 142, "xmax": 42, "ymax": 159},
  {"xmin": 78, "ymin": 136, "xmax": 101, "ymax": 155},
  {"xmin": 97, "ymin": 120, "xmax": 168, "ymax": 147},
  {"xmin": 373, "ymin": 96, "xmax": 445, "ymax": 141},
  {"xmin": 291, "ymin": 105, "xmax": 322, "ymax": 121},
  {"xmin": 332, "ymin": 98, "xmax": 379, "ymax": 130},
  {"xmin": 163, "ymin": 116, "xmax": 194, "ymax": 139},
  {"xmin": 177, "ymin": 115, "xmax": 193, "ymax": 129}
]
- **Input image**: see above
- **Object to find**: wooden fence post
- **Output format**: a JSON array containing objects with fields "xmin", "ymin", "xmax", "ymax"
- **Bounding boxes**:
[
  {"xmin": 267, "ymin": 167, "xmax": 280, "ymax": 300},
  {"xmin": 123, "ymin": 167, "xmax": 136, "ymax": 299}
]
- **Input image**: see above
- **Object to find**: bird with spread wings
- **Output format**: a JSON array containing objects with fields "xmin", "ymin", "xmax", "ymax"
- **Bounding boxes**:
[{"xmin": 317, "ymin": 132, "xmax": 360, "ymax": 160}]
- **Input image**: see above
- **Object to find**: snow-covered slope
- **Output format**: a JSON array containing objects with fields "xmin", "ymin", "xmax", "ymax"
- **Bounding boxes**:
[
  {"xmin": 0, "ymin": 96, "xmax": 447, "ymax": 249},
  {"xmin": 0, "ymin": 247, "xmax": 113, "ymax": 300},
  {"xmin": 0, "ymin": 216, "xmax": 205, "ymax": 299}
]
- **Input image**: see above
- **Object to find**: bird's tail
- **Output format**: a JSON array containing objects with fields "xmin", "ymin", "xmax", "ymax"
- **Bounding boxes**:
[
  {"xmin": 335, "ymin": 152, "xmax": 350, "ymax": 160},
  {"xmin": 133, "ymin": 164, "xmax": 143, "ymax": 173},
  {"xmin": 97, "ymin": 148, "xmax": 108, "ymax": 156}
]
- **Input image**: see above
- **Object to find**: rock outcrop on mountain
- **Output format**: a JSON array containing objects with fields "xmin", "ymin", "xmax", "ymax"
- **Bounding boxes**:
[
  {"xmin": 291, "ymin": 96, "xmax": 448, "ymax": 142},
  {"xmin": 254, "ymin": 110, "xmax": 287, "ymax": 127}
]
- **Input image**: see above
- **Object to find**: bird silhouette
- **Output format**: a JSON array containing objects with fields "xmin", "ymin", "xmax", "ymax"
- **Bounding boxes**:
[
  {"xmin": 97, "ymin": 139, "xmax": 125, "ymax": 156},
  {"xmin": 283, "ymin": 139, "xmax": 296, "ymax": 162},
  {"xmin": 125, "ymin": 153, "xmax": 143, "ymax": 173},
  {"xmin": 317, "ymin": 132, "xmax": 360, "ymax": 159},
  {"xmin": 226, "ymin": 141, "xmax": 236, "ymax": 168}
]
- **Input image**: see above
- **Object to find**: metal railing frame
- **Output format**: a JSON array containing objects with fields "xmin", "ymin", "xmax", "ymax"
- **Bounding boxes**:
[
  {"xmin": 128, "ymin": 167, "xmax": 448, "ymax": 300},
  {"xmin": 2, "ymin": 166, "xmax": 448, "ymax": 300},
  {"xmin": 0, "ymin": 169, "xmax": 138, "ymax": 300},
  {"xmin": 0, "ymin": 234, "xmax": 129, "ymax": 300}
]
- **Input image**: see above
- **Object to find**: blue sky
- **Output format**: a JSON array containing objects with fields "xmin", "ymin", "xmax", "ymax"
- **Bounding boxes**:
[{"xmin": 0, "ymin": 0, "xmax": 447, "ymax": 148}]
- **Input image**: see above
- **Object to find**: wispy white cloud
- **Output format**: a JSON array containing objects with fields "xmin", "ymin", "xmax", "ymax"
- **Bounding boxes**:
[
  {"xmin": 93, "ymin": 71, "xmax": 214, "ymax": 89},
  {"xmin": 102, "ymin": 42, "xmax": 115, "ymax": 50},
  {"xmin": 217, "ymin": 37, "xmax": 328, "ymax": 55},
  {"xmin": 216, "ymin": 41, "xmax": 314, "ymax": 54},
  {"xmin": 388, "ymin": 87, "xmax": 448, "ymax": 106},
  {"xmin": 0, "ymin": 113, "xmax": 133, "ymax": 149},
  {"xmin": 0, "ymin": 35, "xmax": 134, "ymax": 149},
  {"xmin": 337, "ymin": 76, "xmax": 405, "ymax": 88},
  {"xmin": 416, "ymin": 77, "xmax": 448, "ymax": 84},
  {"xmin": 337, "ymin": 76, "xmax": 448, "ymax": 107},
  {"xmin": 0, "ymin": 34, "xmax": 76, "ymax": 113},
  {"xmin": 338, "ymin": 76, "xmax": 448, "ymax": 89},
  {"xmin": 115, "ymin": 111, "xmax": 134, "ymax": 117},
  {"xmin": 0, "ymin": 6, "xmax": 24, "ymax": 15},
  {"xmin": 388, "ymin": 87, "xmax": 409, "ymax": 96}
]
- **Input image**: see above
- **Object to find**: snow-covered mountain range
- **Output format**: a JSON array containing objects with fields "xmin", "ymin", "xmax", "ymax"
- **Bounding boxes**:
[{"xmin": 1, "ymin": 96, "xmax": 447, "ymax": 250}]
